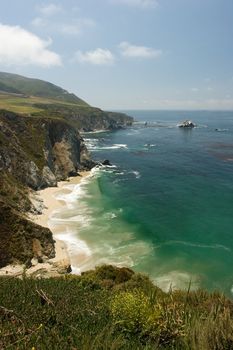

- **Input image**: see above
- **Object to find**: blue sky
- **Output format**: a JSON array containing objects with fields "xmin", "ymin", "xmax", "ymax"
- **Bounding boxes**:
[{"xmin": 0, "ymin": 0, "xmax": 233, "ymax": 110}]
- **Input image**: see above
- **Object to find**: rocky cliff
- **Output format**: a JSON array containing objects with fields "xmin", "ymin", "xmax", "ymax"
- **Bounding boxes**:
[
  {"xmin": 33, "ymin": 104, "xmax": 133, "ymax": 132},
  {"xmin": 0, "ymin": 110, "xmax": 95, "ymax": 190},
  {"xmin": 0, "ymin": 110, "xmax": 96, "ymax": 267}
]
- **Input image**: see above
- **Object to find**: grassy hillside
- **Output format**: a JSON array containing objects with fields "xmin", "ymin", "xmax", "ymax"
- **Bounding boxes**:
[
  {"xmin": 0, "ymin": 265, "xmax": 232, "ymax": 349},
  {"xmin": 0, "ymin": 72, "xmax": 88, "ymax": 106},
  {"xmin": 0, "ymin": 73, "xmax": 133, "ymax": 131},
  {"xmin": 0, "ymin": 93, "xmax": 84, "ymax": 114}
]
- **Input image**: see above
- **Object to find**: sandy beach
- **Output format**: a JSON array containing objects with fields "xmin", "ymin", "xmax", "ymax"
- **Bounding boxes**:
[
  {"xmin": 32, "ymin": 171, "xmax": 90, "ymax": 229},
  {"xmin": 0, "ymin": 171, "xmax": 91, "ymax": 278},
  {"xmin": 31, "ymin": 170, "xmax": 91, "ymax": 265}
]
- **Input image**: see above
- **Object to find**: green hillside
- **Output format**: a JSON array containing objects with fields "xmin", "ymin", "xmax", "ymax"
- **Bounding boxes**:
[{"xmin": 0, "ymin": 72, "xmax": 88, "ymax": 106}]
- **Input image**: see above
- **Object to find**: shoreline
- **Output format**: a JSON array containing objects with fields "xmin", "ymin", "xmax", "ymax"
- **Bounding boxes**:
[{"xmin": 0, "ymin": 171, "xmax": 91, "ymax": 278}]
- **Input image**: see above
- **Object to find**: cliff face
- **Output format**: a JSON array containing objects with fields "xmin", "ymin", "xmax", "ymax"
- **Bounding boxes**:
[
  {"xmin": 74, "ymin": 110, "xmax": 133, "ymax": 132},
  {"xmin": 0, "ymin": 110, "xmax": 96, "ymax": 267},
  {"xmin": 0, "ymin": 110, "xmax": 95, "ymax": 190},
  {"xmin": 34, "ymin": 105, "xmax": 133, "ymax": 132}
]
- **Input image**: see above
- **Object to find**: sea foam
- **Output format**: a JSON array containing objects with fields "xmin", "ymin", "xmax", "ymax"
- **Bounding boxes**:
[{"xmin": 154, "ymin": 271, "xmax": 199, "ymax": 292}]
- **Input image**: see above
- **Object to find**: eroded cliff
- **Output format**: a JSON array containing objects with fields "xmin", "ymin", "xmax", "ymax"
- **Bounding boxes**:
[
  {"xmin": 0, "ymin": 110, "xmax": 95, "ymax": 189},
  {"xmin": 0, "ymin": 110, "xmax": 96, "ymax": 267}
]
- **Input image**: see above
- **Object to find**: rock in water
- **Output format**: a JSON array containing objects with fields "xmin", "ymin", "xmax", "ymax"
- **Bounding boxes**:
[
  {"xmin": 178, "ymin": 120, "xmax": 195, "ymax": 128},
  {"xmin": 102, "ymin": 159, "xmax": 112, "ymax": 166}
]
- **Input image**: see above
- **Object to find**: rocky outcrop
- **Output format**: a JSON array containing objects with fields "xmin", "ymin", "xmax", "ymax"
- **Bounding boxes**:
[
  {"xmin": 178, "ymin": 120, "xmax": 196, "ymax": 128},
  {"xmin": 0, "ymin": 201, "xmax": 55, "ymax": 268},
  {"xmin": 73, "ymin": 110, "xmax": 133, "ymax": 132},
  {"xmin": 35, "ymin": 104, "xmax": 134, "ymax": 132},
  {"xmin": 0, "ymin": 110, "xmax": 95, "ymax": 190}
]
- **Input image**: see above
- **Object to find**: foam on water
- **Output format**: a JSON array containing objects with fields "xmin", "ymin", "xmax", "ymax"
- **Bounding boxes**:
[
  {"xmin": 55, "ymin": 228, "xmax": 92, "ymax": 271},
  {"xmin": 155, "ymin": 240, "xmax": 231, "ymax": 252},
  {"xmin": 103, "ymin": 211, "xmax": 118, "ymax": 219},
  {"xmin": 50, "ymin": 213, "xmax": 92, "ymax": 227},
  {"xmin": 130, "ymin": 170, "xmax": 141, "ymax": 179},
  {"xmin": 154, "ymin": 271, "xmax": 199, "ymax": 292},
  {"xmin": 88, "ymin": 144, "xmax": 128, "ymax": 151}
]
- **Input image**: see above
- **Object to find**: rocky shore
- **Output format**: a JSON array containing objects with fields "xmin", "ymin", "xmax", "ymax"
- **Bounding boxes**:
[{"xmin": 0, "ymin": 171, "xmax": 90, "ymax": 278}]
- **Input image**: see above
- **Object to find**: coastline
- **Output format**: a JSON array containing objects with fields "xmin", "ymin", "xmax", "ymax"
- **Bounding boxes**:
[{"xmin": 0, "ymin": 171, "xmax": 91, "ymax": 278}]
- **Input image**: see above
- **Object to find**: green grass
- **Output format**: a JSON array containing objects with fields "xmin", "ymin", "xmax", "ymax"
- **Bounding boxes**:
[
  {"xmin": 0, "ymin": 94, "xmax": 89, "ymax": 114},
  {"xmin": 0, "ymin": 72, "xmax": 89, "ymax": 105},
  {"xmin": 0, "ymin": 265, "xmax": 232, "ymax": 349}
]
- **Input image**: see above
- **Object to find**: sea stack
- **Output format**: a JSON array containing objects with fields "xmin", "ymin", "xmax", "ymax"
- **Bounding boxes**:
[{"xmin": 178, "ymin": 120, "xmax": 196, "ymax": 128}]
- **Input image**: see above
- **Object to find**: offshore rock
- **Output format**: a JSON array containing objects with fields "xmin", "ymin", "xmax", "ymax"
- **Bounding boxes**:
[
  {"xmin": 178, "ymin": 120, "xmax": 195, "ymax": 128},
  {"xmin": 102, "ymin": 159, "xmax": 112, "ymax": 166}
]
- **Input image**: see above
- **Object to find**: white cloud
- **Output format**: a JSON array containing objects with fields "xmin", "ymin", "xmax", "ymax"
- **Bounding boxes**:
[
  {"xmin": 111, "ymin": 0, "xmax": 158, "ymax": 8},
  {"xmin": 191, "ymin": 87, "xmax": 199, "ymax": 92},
  {"xmin": 73, "ymin": 48, "xmax": 115, "ymax": 65},
  {"xmin": 0, "ymin": 23, "xmax": 61, "ymax": 67},
  {"xmin": 119, "ymin": 41, "xmax": 162, "ymax": 58},
  {"xmin": 38, "ymin": 3, "xmax": 62, "ymax": 16}
]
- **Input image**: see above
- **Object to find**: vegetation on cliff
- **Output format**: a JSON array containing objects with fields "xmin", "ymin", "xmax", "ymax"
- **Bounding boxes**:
[{"xmin": 0, "ymin": 265, "xmax": 232, "ymax": 349}]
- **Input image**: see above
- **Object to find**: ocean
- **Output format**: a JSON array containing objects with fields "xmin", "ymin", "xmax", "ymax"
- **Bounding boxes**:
[{"xmin": 50, "ymin": 110, "xmax": 233, "ymax": 297}]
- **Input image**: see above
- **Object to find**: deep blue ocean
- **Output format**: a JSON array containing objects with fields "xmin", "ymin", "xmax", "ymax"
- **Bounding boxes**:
[{"xmin": 53, "ymin": 111, "xmax": 233, "ymax": 297}]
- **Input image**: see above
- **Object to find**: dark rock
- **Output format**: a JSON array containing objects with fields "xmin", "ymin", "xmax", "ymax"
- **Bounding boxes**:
[
  {"xmin": 178, "ymin": 120, "xmax": 196, "ymax": 128},
  {"xmin": 102, "ymin": 159, "xmax": 111, "ymax": 166},
  {"xmin": 66, "ymin": 265, "xmax": 72, "ymax": 273}
]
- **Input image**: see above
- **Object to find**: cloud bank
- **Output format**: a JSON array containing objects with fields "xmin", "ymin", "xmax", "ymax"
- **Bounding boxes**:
[{"xmin": 0, "ymin": 23, "xmax": 61, "ymax": 67}]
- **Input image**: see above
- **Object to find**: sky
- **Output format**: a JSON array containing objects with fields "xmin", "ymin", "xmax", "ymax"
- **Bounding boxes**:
[{"xmin": 0, "ymin": 0, "xmax": 233, "ymax": 110}]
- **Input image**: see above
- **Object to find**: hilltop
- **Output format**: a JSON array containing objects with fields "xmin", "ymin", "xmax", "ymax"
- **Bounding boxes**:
[{"xmin": 0, "ymin": 72, "xmax": 88, "ymax": 105}]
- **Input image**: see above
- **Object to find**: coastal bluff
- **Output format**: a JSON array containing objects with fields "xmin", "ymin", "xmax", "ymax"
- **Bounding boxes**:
[
  {"xmin": 0, "ymin": 72, "xmax": 133, "ymax": 268},
  {"xmin": 0, "ymin": 110, "xmax": 131, "ymax": 267}
]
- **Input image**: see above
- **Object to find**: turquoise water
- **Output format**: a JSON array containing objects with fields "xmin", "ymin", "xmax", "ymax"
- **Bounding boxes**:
[{"xmin": 53, "ymin": 111, "xmax": 233, "ymax": 296}]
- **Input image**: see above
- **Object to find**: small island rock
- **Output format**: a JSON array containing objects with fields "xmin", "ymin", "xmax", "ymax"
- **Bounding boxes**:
[{"xmin": 178, "ymin": 120, "xmax": 196, "ymax": 128}]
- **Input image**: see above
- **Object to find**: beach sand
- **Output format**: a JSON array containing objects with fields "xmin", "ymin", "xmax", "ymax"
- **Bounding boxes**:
[{"xmin": 0, "ymin": 171, "xmax": 90, "ymax": 278}]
